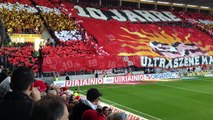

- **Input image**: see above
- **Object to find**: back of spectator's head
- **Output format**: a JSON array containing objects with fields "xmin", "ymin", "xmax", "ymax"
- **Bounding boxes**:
[
  {"xmin": 47, "ymin": 90, "xmax": 57, "ymax": 96},
  {"xmin": 96, "ymin": 105, "xmax": 103, "ymax": 113},
  {"xmin": 31, "ymin": 96, "xmax": 69, "ymax": 120},
  {"xmin": 10, "ymin": 67, "xmax": 35, "ymax": 92},
  {"xmin": 87, "ymin": 88, "xmax": 102, "ymax": 102},
  {"xmin": 81, "ymin": 109, "xmax": 104, "ymax": 120},
  {"xmin": 102, "ymin": 106, "xmax": 108, "ymax": 111},
  {"xmin": 107, "ymin": 112, "xmax": 129, "ymax": 120}
]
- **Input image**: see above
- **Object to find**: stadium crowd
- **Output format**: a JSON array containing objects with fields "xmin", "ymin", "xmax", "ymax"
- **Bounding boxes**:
[
  {"xmin": 173, "ymin": 11, "xmax": 213, "ymax": 36},
  {"xmin": 0, "ymin": 42, "xmax": 39, "ymax": 73},
  {"xmin": 0, "ymin": 66, "xmax": 129, "ymax": 120},
  {"xmin": 0, "ymin": 0, "xmax": 212, "ymax": 75},
  {"xmin": 0, "ymin": 0, "xmax": 212, "ymax": 120},
  {"xmin": 42, "ymin": 40, "xmax": 96, "ymax": 58}
]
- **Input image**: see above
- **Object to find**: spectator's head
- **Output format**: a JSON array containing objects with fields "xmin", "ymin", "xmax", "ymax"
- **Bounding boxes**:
[
  {"xmin": 87, "ymin": 88, "xmax": 102, "ymax": 104},
  {"xmin": 102, "ymin": 106, "xmax": 109, "ymax": 116},
  {"xmin": 81, "ymin": 109, "xmax": 104, "ymax": 120},
  {"xmin": 47, "ymin": 90, "xmax": 57, "ymax": 96},
  {"xmin": 10, "ymin": 67, "xmax": 34, "ymax": 93},
  {"xmin": 33, "ymin": 80, "xmax": 47, "ymax": 92},
  {"xmin": 96, "ymin": 105, "xmax": 103, "ymax": 113},
  {"xmin": 108, "ymin": 108, "xmax": 112, "ymax": 115},
  {"xmin": 107, "ymin": 112, "xmax": 128, "ymax": 120},
  {"xmin": 33, "ymin": 80, "xmax": 47, "ymax": 97},
  {"xmin": 31, "ymin": 96, "xmax": 69, "ymax": 120}
]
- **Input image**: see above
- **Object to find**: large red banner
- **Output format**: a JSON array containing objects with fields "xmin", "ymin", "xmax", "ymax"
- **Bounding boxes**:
[
  {"xmin": 42, "ymin": 55, "xmax": 140, "ymax": 72},
  {"xmin": 59, "ymin": 3, "xmax": 213, "ymax": 58},
  {"xmin": 42, "ymin": 3, "xmax": 213, "ymax": 72},
  {"xmin": 81, "ymin": 18, "xmax": 213, "ymax": 57}
]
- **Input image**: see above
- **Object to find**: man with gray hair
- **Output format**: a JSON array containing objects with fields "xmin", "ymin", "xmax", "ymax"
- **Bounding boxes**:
[{"xmin": 107, "ymin": 112, "xmax": 129, "ymax": 120}]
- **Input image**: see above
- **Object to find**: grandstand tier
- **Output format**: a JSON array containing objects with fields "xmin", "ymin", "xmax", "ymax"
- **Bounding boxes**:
[{"xmin": 0, "ymin": 0, "xmax": 212, "ymax": 73}]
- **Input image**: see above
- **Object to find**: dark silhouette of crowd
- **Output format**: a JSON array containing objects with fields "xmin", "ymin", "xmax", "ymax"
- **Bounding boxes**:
[{"xmin": 0, "ymin": 66, "xmax": 128, "ymax": 120}]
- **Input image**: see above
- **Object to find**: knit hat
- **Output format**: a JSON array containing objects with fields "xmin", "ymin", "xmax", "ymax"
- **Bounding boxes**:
[
  {"xmin": 81, "ymin": 110, "xmax": 105, "ymax": 120},
  {"xmin": 33, "ymin": 80, "xmax": 46, "ymax": 92}
]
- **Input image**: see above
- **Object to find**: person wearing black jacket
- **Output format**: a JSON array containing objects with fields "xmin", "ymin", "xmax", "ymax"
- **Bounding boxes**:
[
  {"xmin": 70, "ymin": 88, "xmax": 102, "ymax": 120},
  {"xmin": 0, "ymin": 67, "xmax": 41, "ymax": 120}
]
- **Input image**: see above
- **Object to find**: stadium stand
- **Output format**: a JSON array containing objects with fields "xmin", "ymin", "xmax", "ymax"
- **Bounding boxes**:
[
  {"xmin": 0, "ymin": 42, "xmax": 39, "ymax": 72},
  {"xmin": 0, "ymin": 0, "xmax": 213, "ymax": 120}
]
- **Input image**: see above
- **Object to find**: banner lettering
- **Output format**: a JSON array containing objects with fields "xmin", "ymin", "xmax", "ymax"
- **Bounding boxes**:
[
  {"xmin": 141, "ymin": 56, "xmax": 213, "ymax": 68},
  {"xmin": 73, "ymin": 5, "xmax": 181, "ymax": 23},
  {"xmin": 53, "ymin": 72, "xmax": 180, "ymax": 87}
]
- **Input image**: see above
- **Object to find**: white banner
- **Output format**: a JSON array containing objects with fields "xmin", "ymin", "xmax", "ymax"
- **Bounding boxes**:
[{"xmin": 54, "ymin": 72, "xmax": 180, "ymax": 87}]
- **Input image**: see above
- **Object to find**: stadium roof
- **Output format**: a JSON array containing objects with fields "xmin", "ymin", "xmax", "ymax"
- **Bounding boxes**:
[
  {"xmin": 158, "ymin": 0, "xmax": 213, "ymax": 8},
  {"xmin": 136, "ymin": 0, "xmax": 213, "ymax": 8}
]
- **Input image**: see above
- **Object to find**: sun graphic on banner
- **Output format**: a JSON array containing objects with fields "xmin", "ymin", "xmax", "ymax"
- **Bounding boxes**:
[{"xmin": 115, "ymin": 26, "xmax": 212, "ymax": 58}]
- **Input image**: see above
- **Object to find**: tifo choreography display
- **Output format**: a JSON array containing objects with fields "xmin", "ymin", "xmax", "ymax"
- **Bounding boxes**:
[{"xmin": 0, "ymin": 0, "xmax": 213, "ymax": 120}]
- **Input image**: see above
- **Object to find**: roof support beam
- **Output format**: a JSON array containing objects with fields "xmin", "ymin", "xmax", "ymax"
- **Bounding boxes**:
[
  {"xmin": 198, "ymin": 6, "xmax": 201, "ymax": 13},
  {"xmin": 138, "ymin": 1, "xmax": 140, "ymax": 9},
  {"xmin": 155, "ymin": 3, "xmax": 157, "ymax": 10},
  {"xmin": 185, "ymin": 5, "xmax": 187, "ymax": 12},
  {"xmin": 120, "ymin": 0, "xmax": 122, "ymax": 7},
  {"xmin": 99, "ymin": 0, "xmax": 102, "ymax": 6}
]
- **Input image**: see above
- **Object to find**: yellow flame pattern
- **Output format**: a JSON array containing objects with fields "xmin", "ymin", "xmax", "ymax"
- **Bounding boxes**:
[{"xmin": 117, "ymin": 26, "xmax": 212, "ymax": 57}]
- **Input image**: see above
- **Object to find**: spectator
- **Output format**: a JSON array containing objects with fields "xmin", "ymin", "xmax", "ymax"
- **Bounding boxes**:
[
  {"xmin": 108, "ymin": 108, "xmax": 112, "ymax": 116},
  {"xmin": 55, "ymin": 75, "xmax": 59, "ymax": 81},
  {"xmin": 33, "ymin": 80, "xmax": 47, "ymax": 97},
  {"xmin": 47, "ymin": 89, "xmax": 57, "ymax": 96},
  {"xmin": 127, "ymin": 71, "xmax": 132, "ymax": 76},
  {"xmin": 95, "ymin": 71, "xmax": 99, "ymax": 78},
  {"xmin": 71, "ymin": 88, "xmax": 102, "ymax": 120},
  {"xmin": 66, "ymin": 74, "xmax": 70, "ymax": 81},
  {"xmin": 96, "ymin": 105, "xmax": 103, "ymax": 114},
  {"xmin": 73, "ymin": 88, "xmax": 79, "ymax": 98},
  {"xmin": 81, "ymin": 109, "xmax": 105, "ymax": 120},
  {"xmin": 31, "ymin": 96, "xmax": 69, "ymax": 120},
  {"xmin": 0, "ymin": 66, "xmax": 41, "ymax": 120},
  {"xmin": 102, "ymin": 106, "xmax": 109, "ymax": 118},
  {"xmin": 103, "ymin": 72, "xmax": 108, "ymax": 78},
  {"xmin": 107, "ymin": 112, "xmax": 129, "ymax": 120}
]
